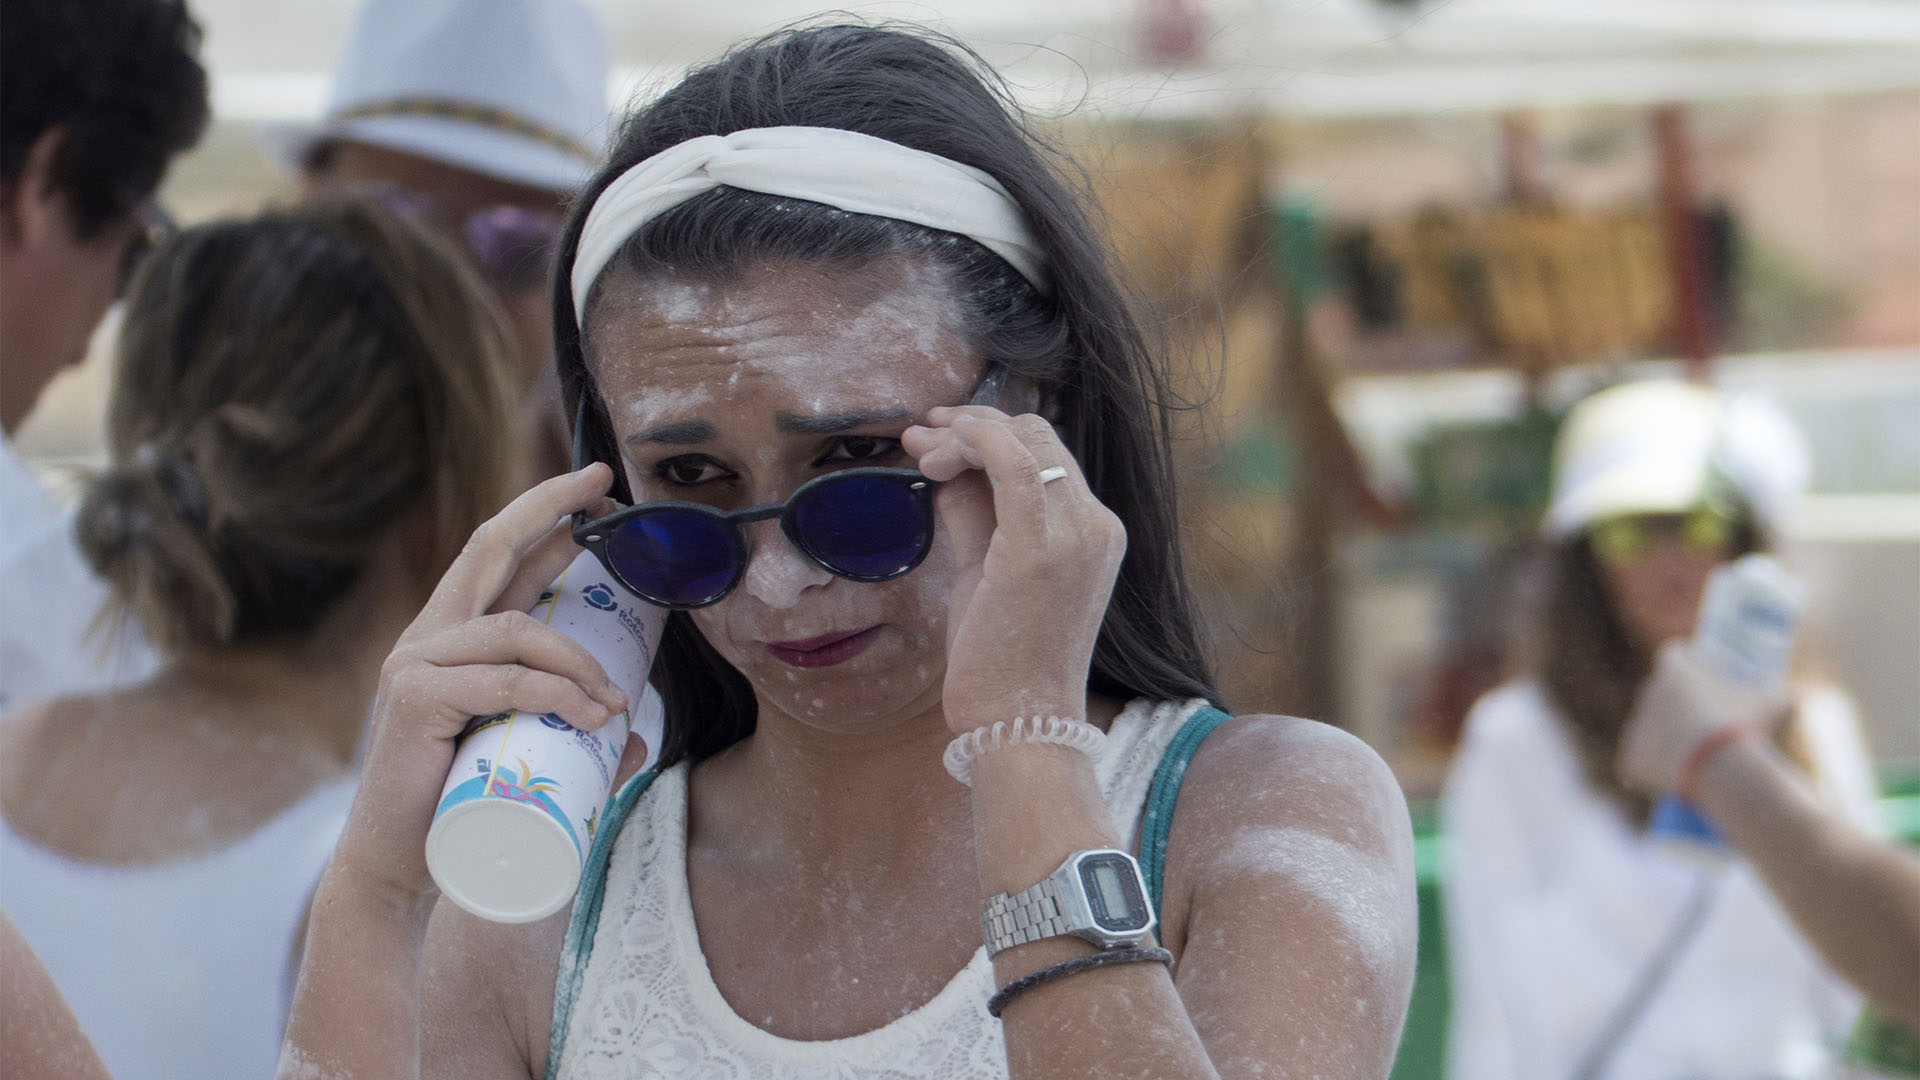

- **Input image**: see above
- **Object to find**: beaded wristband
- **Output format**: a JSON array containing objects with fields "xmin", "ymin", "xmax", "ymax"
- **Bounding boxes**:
[
  {"xmin": 943, "ymin": 715, "xmax": 1107, "ymax": 786},
  {"xmin": 986, "ymin": 946, "xmax": 1174, "ymax": 1018}
]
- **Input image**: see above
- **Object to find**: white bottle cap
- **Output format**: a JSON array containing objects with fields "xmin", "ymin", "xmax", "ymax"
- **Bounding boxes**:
[{"xmin": 426, "ymin": 798, "xmax": 583, "ymax": 923}]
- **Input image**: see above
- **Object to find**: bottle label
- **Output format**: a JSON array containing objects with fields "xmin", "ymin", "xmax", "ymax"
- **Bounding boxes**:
[{"xmin": 427, "ymin": 552, "xmax": 665, "ymax": 921}]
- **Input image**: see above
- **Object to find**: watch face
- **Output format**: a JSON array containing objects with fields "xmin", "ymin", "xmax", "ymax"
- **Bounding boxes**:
[{"xmin": 1077, "ymin": 852, "xmax": 1151, "ymax": 933}]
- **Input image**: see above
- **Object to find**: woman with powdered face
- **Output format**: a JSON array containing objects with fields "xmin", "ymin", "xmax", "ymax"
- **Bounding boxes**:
[
  {"xmin": 0, "ymin": 197, "xmax": 520, "ymax": 1079},
  {"xmin": 282, "ymin": 26, "xmax": 1418, "ymax": 1079}
]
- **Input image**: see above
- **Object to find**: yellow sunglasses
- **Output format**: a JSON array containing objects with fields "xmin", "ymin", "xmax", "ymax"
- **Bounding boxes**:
[{"xmin": 1589, "ymin": 508, "xmax": 1735, "ymax": 566}]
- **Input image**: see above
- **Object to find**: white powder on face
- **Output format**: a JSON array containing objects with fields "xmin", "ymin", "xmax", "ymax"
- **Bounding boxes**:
[
  {"xmin": 593, "ymin": 260, "xmax": 978, "ymax": 473},
  {"xmin": 623, "ymin": 385, "xmax": 718, "ymax": 433},
  {"xmin": 645, "ymin": 279, "xmax": 719, "ymax": 324},
  {"xmin": 692, "ymin": 259, "xmax": 969, "ymax": 402},
  {"xmin": 587, "ymin": 261, "xmax": 977, "ymax": 728},
  {"xmin": 831, "ymin": 260, "xmax": 965, "ymax": 380},
  {"xmin": 735, "ymin": 542, "xmax": 836, "ymax": 610}
]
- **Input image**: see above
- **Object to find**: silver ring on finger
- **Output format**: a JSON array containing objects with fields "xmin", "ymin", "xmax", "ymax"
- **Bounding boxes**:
[{"xmin": 1036, "ymin": 466, "xmax": 1069, "ymax": 485}]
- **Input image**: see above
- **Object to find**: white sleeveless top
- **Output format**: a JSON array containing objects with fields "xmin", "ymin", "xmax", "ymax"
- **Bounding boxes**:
[
  {"xmin": 1442, "ymin": 679, "xmax": 1873, "ymax": 1079},
  {"xmin": 556, "ymin": 697, "xmax": 1207, "ymax": 1079},
  {"xmin": 0, "ymin": 775, "xmax": 356, "ymax": 1080}
]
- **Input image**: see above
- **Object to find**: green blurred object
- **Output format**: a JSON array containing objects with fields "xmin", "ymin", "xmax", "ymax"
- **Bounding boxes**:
[
  {"xmin": 1882, "ymin": 758, "xmax": 1920, "ymax": 800},
  {"xmin": 1219, "ymin": 423, "xmax": 1299, "ymax": 496},
  {"xmin": 1392, "ymin": 770, "xmax": 1920, "ymax": 1079},
  {"xmin": 1847, "ymin": 1008, "xmax": 1920, "ymax": 1076},
  {"xmin": 1272, "ymin": 195, "xmax": 1331, "ymax": 305},
  {"xmin": 1409, "ymin": 412, "xmax": 1559, "ymax": 534},
  {"xmin": 1842, "ymin": 763, "xmax": 1920, "ymax": 1075},
  {"xmin": 1392, "ymin": 801, "xmax": 1451, "ymax": 1080}
]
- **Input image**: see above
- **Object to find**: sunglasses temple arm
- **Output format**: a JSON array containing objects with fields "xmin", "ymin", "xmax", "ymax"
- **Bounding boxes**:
[
  {"xmin": 569, "ymin": 395, "xmax": 595, "ymax": 531},
  {"xmin": 968, "ymin": 365, "xmax": 1008, "ymax": 409}
]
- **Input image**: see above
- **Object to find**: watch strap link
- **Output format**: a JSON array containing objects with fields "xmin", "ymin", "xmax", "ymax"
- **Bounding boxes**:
[{"xmin": 983, "ymin": 877, "xmax": 1075, "ymax": 955}]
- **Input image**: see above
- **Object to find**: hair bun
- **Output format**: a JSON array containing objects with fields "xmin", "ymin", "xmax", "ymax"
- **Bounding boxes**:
[
  {"xmin": 74, "ymin": 468, "xmax": 160, "ymax": 571},
  {"xmin": 131, "ymin": 442, "xmax": 210, "ymax": 530},
  {"xmin": 74, "ymin": 442, "xmax": 232, "ymax": 646}
]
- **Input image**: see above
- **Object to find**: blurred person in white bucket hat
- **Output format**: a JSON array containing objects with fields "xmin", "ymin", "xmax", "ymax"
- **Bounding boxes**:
[
  {"xmin": 1542, "ymin": 379, "xmax": 1810, "ymax": 544},
  {"xmin": 263, "ymin": 0, "xmax": 613, "ymax": 481},
  {"xmin": 1540, "ymin": 379, "xmax": 1812, "ymax": 647},
  {"xmin": 1441, "ymin": 378, "xmax": 1888, "ymax": 1079}
]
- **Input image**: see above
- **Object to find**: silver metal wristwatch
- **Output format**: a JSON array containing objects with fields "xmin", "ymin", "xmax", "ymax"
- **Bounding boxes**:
[{"xmin": 982, "ymin": 848, "xmax": 1156, "ymax": 956}]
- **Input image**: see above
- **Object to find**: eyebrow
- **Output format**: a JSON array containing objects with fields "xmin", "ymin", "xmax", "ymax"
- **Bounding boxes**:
[
  {"xmin": 774, "ymin": 408, "xmax": 915, "ymax": 435},
  {"xmin": 623, "ymin": 407, "xmax": 916, "ymax": 447},
  {"xmin": 625, "ymin": 419, "xmax": 717, "ymax": 446}
]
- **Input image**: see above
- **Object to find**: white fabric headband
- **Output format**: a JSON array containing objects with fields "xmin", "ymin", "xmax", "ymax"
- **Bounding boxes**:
[{"xmin": 569, "ymin": 125, "xmax": 1050, "ymax": 323}]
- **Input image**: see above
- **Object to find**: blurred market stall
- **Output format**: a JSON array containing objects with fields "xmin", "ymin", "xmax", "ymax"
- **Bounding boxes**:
[{"xmin": 25, "ymin": 0, "xmax": 1920, "ymax": 783}]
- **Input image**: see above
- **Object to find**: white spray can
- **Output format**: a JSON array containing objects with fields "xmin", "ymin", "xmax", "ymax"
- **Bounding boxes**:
[
  {"xmin": 1650, "ymin": 553, "xmax": 1804, "ymax": 852},
  {"xmin": 426, "ymin": 550, "xmax": 666, "ymax": 923}
]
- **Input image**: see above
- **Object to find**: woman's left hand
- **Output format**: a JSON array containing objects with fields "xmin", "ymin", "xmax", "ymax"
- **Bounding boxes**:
[{"xmin": 903, "ymin": 406, "xmax": 1125, "ymax": 734}]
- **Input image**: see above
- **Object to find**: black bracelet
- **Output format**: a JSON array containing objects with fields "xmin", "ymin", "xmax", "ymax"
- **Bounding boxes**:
[{"xmin": 986, "ymin": 946, "xmax": 1174, "ymax": 1018}]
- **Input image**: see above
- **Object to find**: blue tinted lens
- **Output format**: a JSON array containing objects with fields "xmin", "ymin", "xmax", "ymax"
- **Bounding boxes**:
[
  {"xmin": 791, "ymin": 474, "xmax": 929, "ymax": 579},
  {"xmin": 606, "ymin": 508, "xmax": 739, "ymax": 606}
]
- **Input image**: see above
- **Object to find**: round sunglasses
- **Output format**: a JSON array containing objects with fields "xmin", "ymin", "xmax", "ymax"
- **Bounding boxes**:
[
  {"xmin": 571, "ymin": 367, "xmax": 1007, "ymax": 609},
  {"xmin": 574, "ymin": 468, "xmax": 938, "ymax": 608}
]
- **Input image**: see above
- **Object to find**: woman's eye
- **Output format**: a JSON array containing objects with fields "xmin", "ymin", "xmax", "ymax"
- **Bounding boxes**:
[
  {"xmin": 819, "ymin": 435, "xmax": 900, "ymax": 464},
  {"xmin": 654, "ymin": 456, "xmax": 730, "ymax": 486}
]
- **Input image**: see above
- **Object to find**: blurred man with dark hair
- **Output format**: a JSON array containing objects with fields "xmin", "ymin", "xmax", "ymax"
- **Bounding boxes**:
[{"xmin": 0, "ymin": 0, "xmax": 209, "ymax": 708}]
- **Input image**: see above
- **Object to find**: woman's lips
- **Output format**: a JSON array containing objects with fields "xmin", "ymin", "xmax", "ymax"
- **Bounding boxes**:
[{"xmin": 765, "ymin": 626, "xmax": 881, "ymax": 668}]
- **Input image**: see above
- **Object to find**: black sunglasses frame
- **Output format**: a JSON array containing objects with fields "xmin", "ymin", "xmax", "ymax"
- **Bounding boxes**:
[
  {"xmin": 568, "ymin": 364, "xmax": 1006, "ymax": 610},
  {"xmin": 574, "ymin": 468, "xmax": 939, "ymax": 609}
]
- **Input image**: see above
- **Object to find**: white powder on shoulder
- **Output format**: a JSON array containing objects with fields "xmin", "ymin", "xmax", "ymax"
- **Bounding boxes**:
[{"xmin": 1214, "ymin": 824, "xmax": 1413, "ymax": 978}]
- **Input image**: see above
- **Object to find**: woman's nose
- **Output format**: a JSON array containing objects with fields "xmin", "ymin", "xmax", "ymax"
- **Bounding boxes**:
[{"xmin": 738, "ymin": 518, "xmax": 833, "ymax": 608}]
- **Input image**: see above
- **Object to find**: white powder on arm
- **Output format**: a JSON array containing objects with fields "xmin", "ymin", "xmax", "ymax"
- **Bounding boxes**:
[
  {"xmin": 417, "ymin": 894, "xmax": 560, "ymax": 1080},
  {"xmin": 1162, "ymin": 715, "xmax": 1419, "ymax": 1079}
]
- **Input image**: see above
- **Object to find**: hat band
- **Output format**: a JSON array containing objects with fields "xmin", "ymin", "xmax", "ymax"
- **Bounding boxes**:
[
  {"xmin": 333, "ymin": 98, "xmax": 597, "ymax": 165},
  {"xmin": 569, "ymin": 125, "xmax": 1051, "ymax": 323}
]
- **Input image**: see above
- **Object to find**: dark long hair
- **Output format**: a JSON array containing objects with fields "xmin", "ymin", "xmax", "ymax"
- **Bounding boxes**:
[
  {"xmin": 1534, "ymin": 507, "xmax": 1793, "ymax": 821},
  {"xmin": 552, "ymin": 24, "xmax": 1220, "ymax": 767}
]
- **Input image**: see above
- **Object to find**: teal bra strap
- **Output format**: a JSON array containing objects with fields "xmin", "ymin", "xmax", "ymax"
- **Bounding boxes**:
[
  {"xmin": 544, "ymin": 767, "xmax": 659, "ymax": 1080},
  {"xmin": 1137, "ymin": 705, "xmax": 1235, "ymax": 917}
]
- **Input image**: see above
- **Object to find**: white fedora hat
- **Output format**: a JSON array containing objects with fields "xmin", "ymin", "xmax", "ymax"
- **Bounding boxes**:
[{"xmin": 260, "ymin": 0, "xmax": 611, "ymax": 193}]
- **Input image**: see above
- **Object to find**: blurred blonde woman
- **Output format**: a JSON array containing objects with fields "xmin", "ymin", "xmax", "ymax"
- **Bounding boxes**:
[
  {"xmin": 1442, "ymin": 379, "xmax": 1880, "ymax": 1079},
  {"xmin": 0, "ymin": 197, "xmax": 521, "ymax": 1080}
]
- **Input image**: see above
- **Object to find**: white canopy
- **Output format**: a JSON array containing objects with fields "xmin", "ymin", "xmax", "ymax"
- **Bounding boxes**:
[{"xmin": 201, "ymin": 0, "xmax": 1920, "ymax": 124}]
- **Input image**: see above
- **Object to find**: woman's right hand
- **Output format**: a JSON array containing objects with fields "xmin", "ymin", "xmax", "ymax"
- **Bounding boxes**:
[{"xmin": 326, "ymin": 463, "xmax": 631, "ymax": 907}]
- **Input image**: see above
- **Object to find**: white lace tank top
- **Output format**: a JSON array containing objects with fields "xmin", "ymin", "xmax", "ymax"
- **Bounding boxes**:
[{"xmin": 555, "ymin": 697, "xmax": 1206, "ymax": 1079}]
